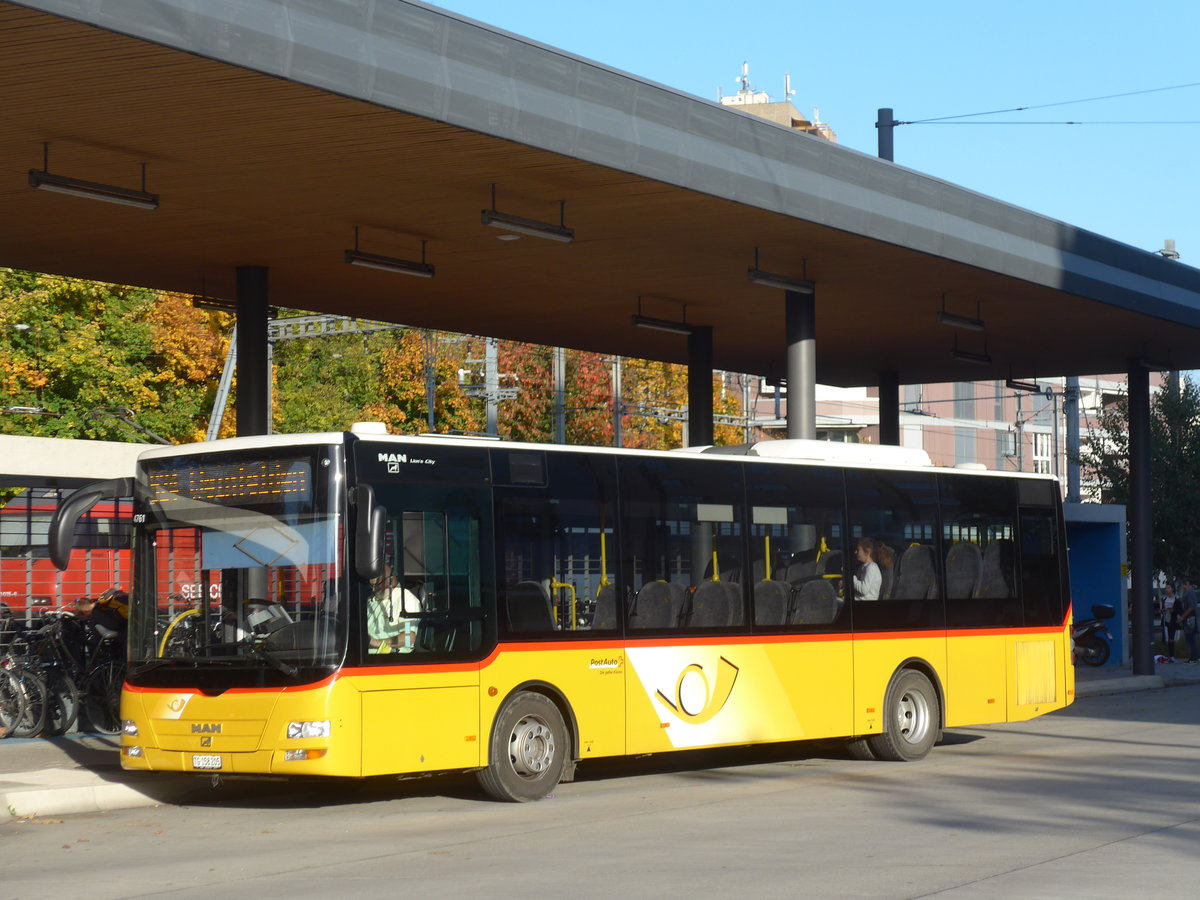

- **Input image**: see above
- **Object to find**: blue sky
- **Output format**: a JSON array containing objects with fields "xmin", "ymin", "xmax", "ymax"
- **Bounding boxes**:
[{"xmin": 428, "ymin": 0, "xmax": 1199, "ymax": 264}]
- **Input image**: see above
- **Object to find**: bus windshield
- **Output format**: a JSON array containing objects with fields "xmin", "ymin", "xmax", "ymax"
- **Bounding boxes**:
[{"xmin": 129, "ymin": 449, "xmax": 344, "ymax": 685}]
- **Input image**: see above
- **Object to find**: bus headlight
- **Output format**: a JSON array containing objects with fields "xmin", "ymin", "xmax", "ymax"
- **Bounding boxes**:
[
  {"xmin": 287, "ymin": 720, "xmax": 330, "ymax": 739},
  {"xmin": 121, "ymin": 719, "xmax": 139, "ymax": 737}
]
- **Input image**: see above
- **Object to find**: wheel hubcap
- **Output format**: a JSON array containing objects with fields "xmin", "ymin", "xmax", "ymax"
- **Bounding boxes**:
[
  {"xmin": 509, "ymin": 715, "xmax": 555, "ymax": 776},
  {"xmin": 895, "ymin": 689, "xmax": 931, "ymax": 745}
]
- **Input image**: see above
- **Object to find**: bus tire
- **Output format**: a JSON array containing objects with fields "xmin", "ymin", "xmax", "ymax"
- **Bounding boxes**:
[
  {"xmin": 866, "ymin": 669, "xmax": 939, "ymax": 762},
  {"xmin": 845, "ymin": 737, "xmax": 877, "ymax": 760},
  {"xmin": 477, "ymin": 691, "xmax": 569, "ymax": 802}
]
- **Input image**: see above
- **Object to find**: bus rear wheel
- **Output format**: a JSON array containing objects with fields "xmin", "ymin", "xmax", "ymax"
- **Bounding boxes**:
[
  {"xmin": 477, "ymin": 691, "xmax": 569, "ymax": 802},
  {"xmin": 866, "ymin": 669, "xmax": 939, "ymax": 762}
]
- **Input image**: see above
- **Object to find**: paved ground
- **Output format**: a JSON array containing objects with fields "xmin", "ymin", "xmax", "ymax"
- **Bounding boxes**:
[{"xmin": 2, "ymin": 661, "xmax": 1197, "ymax": 818}]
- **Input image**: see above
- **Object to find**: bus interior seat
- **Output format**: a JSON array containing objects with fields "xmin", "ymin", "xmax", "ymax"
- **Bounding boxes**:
[
  {"xmin": 753, "ymin": 579, "xmax": 792, "ymax": 626},
  {"xmin": 506, "ymin": 580, "xmax": 556, "ymax": 632},
  {"xmin": 945, "ymin": 541, "xmax": 983, "ymax": 599},
  {"xmin": 689, "ymin": 580, "xmax": 743, "ymax": 627},
  {"xmin": 977, "ymin": 539, "xmax": 1015, "ymax": 599},
  {"xmin": 879, "ymin": 559, "xmax": 896, "ymax": 600},
  {"xmin": 814, "ymin": 550, "xmax": 843, "ymax": 578},
  {"xmin": 591, "ymin": 583, "xmax": 618, "ymax": 630},
  {"xmin": 892, "ymin": 544, "xmax": 939, "ymax": 600},
  {"xmin": 629, "ymin": 580, "xmax": 687, "ymax": 628},
  {"xmin": 783, "ymin": 556, "xmax": 817, "ymax": 584},
  {"xmin": 789, "ymin": 579, "xmax": 840, "ymax": 625}
]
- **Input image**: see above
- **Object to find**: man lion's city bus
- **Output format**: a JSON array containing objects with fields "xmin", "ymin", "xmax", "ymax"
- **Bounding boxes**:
[{"xmin": 50, "ymin": 426, "xmax": 1073, "ymax": 801}]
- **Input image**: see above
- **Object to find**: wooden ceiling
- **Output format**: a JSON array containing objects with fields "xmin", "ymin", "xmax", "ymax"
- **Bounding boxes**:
[{"xmin": 1, "ymin": 4, "xmax": 1197, "ymax": 386}]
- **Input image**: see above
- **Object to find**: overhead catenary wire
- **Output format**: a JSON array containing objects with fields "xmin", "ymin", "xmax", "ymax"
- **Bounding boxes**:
[{"xmin": 897, "ymin": 79, "xmax": 1200, "ymax": 126}]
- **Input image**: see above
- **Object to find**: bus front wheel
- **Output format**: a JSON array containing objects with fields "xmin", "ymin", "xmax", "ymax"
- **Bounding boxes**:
[
  {"xmin": 865, "ymin": 669, "xmax": 939, "ymax": 762},
  {"xmin": 477, "ymin": 691, "xmax": 569, "ymax": 802}
]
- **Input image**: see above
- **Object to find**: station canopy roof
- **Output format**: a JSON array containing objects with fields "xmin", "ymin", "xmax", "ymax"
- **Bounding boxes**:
[{"xmin": 4, "ymin": 0, "xmax": 1200, "ymax": 387}]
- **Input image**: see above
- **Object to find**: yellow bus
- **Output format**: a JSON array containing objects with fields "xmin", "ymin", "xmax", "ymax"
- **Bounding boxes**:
[{"xmin": 50, "ymin": 429, "xmax": 1073, "ymax": 801}]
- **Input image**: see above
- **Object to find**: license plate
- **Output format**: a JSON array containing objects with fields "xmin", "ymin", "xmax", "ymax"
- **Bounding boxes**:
[{"xmin": 192, "ymin": 754, "xmax": 222, "ymax": 770}]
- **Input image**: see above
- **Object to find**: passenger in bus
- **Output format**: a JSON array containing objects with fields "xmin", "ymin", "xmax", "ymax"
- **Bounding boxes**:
[
  {"xmin": 851, "ymin": 538, "xmax": 883, "ymax": 601},
  {"xmin": 367, "ymin": 564, "xmax": 420, "ymax": 654}
]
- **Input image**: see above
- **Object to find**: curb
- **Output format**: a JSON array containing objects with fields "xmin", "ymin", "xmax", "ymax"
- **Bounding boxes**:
[
  {"xmin": 1076, "ymin": 674, "xmax": 1165, "ymax": 697},
  {"xmin": 4, "ymin": 770, "xmax": 203, "ymax": 818}
]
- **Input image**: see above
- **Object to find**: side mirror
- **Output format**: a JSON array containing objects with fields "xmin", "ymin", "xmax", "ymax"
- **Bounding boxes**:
[
  {"xmin": 50, "ymin": 477, "xmax": 135, "ymax": 571},
  {"xmin": 354, "ymin": 485, "xmax": 386, "ymax": 581}
]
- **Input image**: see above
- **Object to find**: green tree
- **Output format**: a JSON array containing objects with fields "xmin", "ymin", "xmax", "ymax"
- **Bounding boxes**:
[
  {"xmin": 272, "ymin": 327, "xmax": 393, "ymax": 434},
  {"xmin": 1078, "ymin": 377, "xmax": 1200, "ymax": 579}
]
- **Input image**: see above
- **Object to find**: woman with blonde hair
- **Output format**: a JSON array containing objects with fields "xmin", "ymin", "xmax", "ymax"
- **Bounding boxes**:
[{"xmin": 853, "ymin": 537, "xmax": 882, "ymax": 601}]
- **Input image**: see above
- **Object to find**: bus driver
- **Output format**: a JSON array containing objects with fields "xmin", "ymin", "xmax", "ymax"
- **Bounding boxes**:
[{"xmin": 367, "ymin": 564, "xmax": 421, "ymax": 654}]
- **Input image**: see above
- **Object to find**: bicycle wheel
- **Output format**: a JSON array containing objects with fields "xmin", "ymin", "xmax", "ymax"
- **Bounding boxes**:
[
  {"xmin": 41, "ymin": 668, "xmax": 79, "ymax": 736},
  {"xmin": 9, "ymin": 665, "xmax": 48, "ymax": 738},
  {"xmin": 0, "ymin": 669, "xmax": 27, "ymax": 738},
  {"xmin": 81, "ymin": 660, "xmax": 124, "ymax": 735}
]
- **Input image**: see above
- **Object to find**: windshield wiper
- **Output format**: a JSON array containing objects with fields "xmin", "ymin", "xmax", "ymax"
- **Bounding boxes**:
[{"xmin": 253, "ymin": 646, "xmax": 298, "ymax": 677}]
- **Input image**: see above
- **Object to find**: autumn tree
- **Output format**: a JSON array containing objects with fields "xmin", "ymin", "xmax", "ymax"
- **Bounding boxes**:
[
  {"xmin": 363, "ymin": 330, "xmax": 481, "ymax": 435},
  {"xmin": 0, "ymin": 269, "xmax": 226, "ymax": 443}
]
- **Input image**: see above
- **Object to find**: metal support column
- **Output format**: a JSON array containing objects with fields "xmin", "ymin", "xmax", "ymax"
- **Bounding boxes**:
[
  {"xmin": 785, "ymin": 289, "xmax": 816, "ymax": 441},
  {"xmin": 1128, "ymin": 361, "xmax": 1153, "ymax": 675},
  {"xmin": 235, "ymin": 266, "xmax": 270, "ymax": 437},
  {"xmin": 687, "ymin": 325, "xmax": 714, "ymax": 448},
  {"xmin": 878, "ymin": 370, "xmax": 900, "ymax": 446}
]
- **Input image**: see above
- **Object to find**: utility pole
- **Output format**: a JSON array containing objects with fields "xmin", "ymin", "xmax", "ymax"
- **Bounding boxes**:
[
  {"xmin": 422, "ymin": 329, "xmax": 437, "ymax": 432},
  {"xmin": 611, "ymin": 356, "xmax": 623, "ymax": 448},
  {"xmin": 553, "ymin": 346, "xmax": 566, "ymax": 444},
  {"xmin": 1064, "ymin": 376, "xmax": 1081, "ymax": 502},
  {"xmin": 876, "ymin": 108, "xmax": 896, "ymax": 161},
  {"xmin": 484, "ymin": 337, "xmax": 499, "ymax": 436}
]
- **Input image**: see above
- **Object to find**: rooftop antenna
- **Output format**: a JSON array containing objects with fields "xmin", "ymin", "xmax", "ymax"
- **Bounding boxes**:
[
  {"xmin": 1159, "ymin": 239, "xmax": 1180, "ymax": 260},
  {"xmin": 785, "ymin": 73, "xmax": 795, "ymax": 101},
  {"xmin": 737, "ymin": 61, "xmax": 751, "ymax": 94}
]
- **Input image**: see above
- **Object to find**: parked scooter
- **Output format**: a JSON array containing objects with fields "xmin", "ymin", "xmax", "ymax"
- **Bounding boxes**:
[{"xmin": 1072, "ymin": 603, "xmax": 1115, "ymax": 667}]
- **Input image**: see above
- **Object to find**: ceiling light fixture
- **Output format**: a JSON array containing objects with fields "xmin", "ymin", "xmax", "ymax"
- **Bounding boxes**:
[
  {"xmin": 951, "ymin": 334, "xmax": 991, "ymax": 366},
  {"xmin": 1006, "ymin": 378, "xmax": 1041, "ymax": 393},
  {"xmin": 344, "ymin": 228, "xmax": 435, "ymax": 278},
  {"xmin": 936, "ymin": 295, "xmax": 984, "ymax": 331},
  {"xmin": 747, "ymin": 248, "xmax": 814, "ymax": 293},
  {"xmin": 952, "ymin": 348, "xmax": 992, "ymax": 365},
  {"xmin": 482, "ymin": 184, "xmax": 574, "ymax": 243},
  {"xmin": 631, "ymin": 297, "xmax": 693, "ymax": 335},
  {"xmin": 631, "ymin": 314, "xmax": 693, "ymax": 335},
  {"xmin": 28, "ymin": 143, "xmax": 158, "ymax": 210}
]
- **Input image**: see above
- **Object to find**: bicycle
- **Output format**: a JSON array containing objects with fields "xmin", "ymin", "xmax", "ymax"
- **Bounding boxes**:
[
  {"xmin": 0, "ymin": 631, "xmax": 49, "ymax": 738},
  {"xmin": 77, "ymin": 630, "xmax": 125, "ymax": 735}
]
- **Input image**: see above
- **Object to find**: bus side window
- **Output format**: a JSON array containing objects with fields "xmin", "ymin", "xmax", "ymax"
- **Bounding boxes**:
[
  {"xmin": 619, "ymin": 457, "xmax": 747, "ymax": 633},
  {"xmin": 1020, "ymin": 508, "xmax": 1065, "ymax": 626},
  {"xmin": 744, "ymin": 463, "xmax": 847, "ymax": 632},
  {"xmin": 846, "ymin": 470, "xmax": 943, "ymax": 631},
  {"xmin": 938, "ymin": 474, "xmax": 1020, "ymax": 627},
  {"xmin": 493, "ymin": 450, "xmax": 619, "ymax": 636}
]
